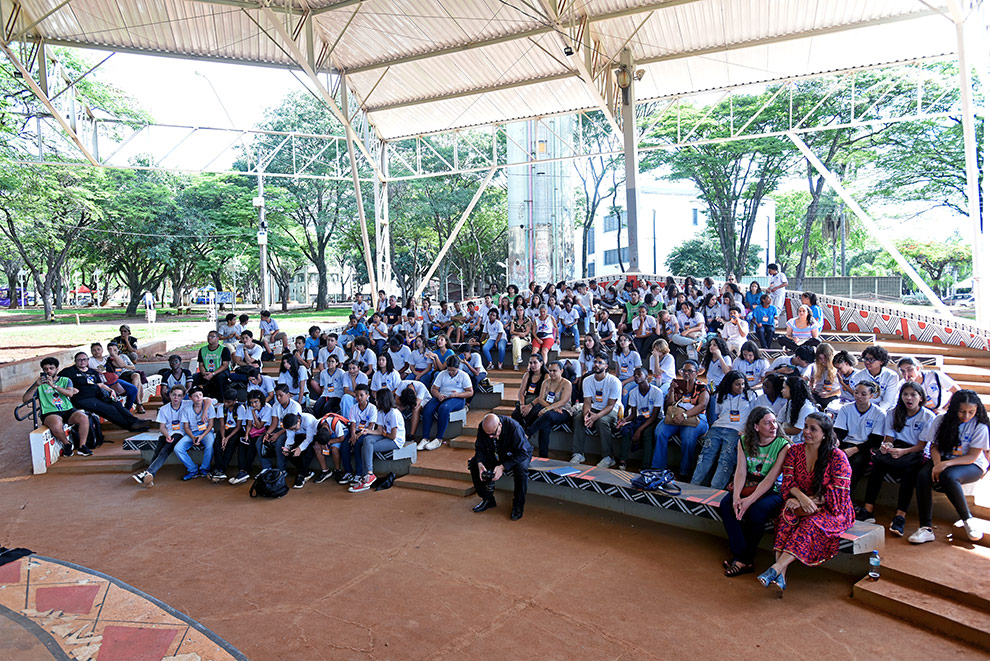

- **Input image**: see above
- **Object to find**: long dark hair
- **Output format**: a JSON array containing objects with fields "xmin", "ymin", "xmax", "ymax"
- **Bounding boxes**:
[
  {"xmin": 784, "ymin": 376, "xmax": 811, "ymax": 427},
  {"xmin": 580, "ymin": 335, "xmax": 602, "ymax": 362},
  {"xmin": 743, "ymin": 406, "xmax": 776, "ymax": 457},
  {"xmin": 935, "ymin": 389, "xmax": 990, "ymax": 457},
  {"xmin": 891, "ymin": 381, "xmax": 925, "ymax": 432},
  {"xmin": 715, "ymin": 370, "xmax": 749, "ymax": 404},
  {"xmin": 762, "ymin": 373, "xmax": 784, "ymax": 402},
  {"xmin": 739, "ymin": 340, "xmax": 764, "ymax": 363},
  {"xmin": 280, "ymin": 354, "xmax": 301, "ymax": 388},
  {"xmin": 805, "ymin": 412, "xmax": 838, "ymax": 498},
  {"xmin": 377, "ymin": 388, "xmax": 395, "ymax": 414}
]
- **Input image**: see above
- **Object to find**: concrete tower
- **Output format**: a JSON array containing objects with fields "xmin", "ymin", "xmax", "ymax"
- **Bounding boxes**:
[{"xmin": 506, "ymin": 117, "xmax": 575, "ymax": 288}]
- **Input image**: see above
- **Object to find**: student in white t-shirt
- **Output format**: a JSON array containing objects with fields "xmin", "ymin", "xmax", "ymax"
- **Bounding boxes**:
[
  {"xmin": 218, "ymin": 313, "xmax": 242, "ymax": 345},
  {"xmin": 766, "ymin": 263, "xmax": 787, "ymax": 324},
  {"xmin": 833, "ymin": 381, "xmax": 885, "ymax": 490},
  {"xmin": 398, "ymin": 379, "xmax": 430, "ymax": 448},
  {"xmin": 259, "ymin": 310, "xmax": 290, "ymax": 355},
  {"xmin": 340, "ymin": 384, "xmax": 378, "ymax": 485},
  {"xmin": 910, "ymin": 390, "xmax": 990, "ymax": 544},
  {"xmin": 556, "ymin": 299, "xmax": 581, "ymax": 350},
  {"xmin": 853, "ymin": 346, "xmax": 900, "ymax": 412},
  {"xmin": 421, "ymin": 357, "xmax": 473, "ymax": 450},
  {"xmin": 617, "ymin": 368, "xmax": 663, "ymax": 472},
  {"xmin": 480, "ymin": 308, "xmax": 507, "ymax": 370},
  {"xmin": 347, "ymin": 389, "xmax": 405, "ymax": 493},
  {"xmin": 351, "ymin": 294, "xmax": 369, "ymax": 322},
  {"xmin": 691, "ymin": 371, "xmax": 756, "ymax": 489},
  {"xmin": 280, "ymin": 411, "xmax": 319, "ymax": 488},
  {"xmin": 732, "ymin": 341, "xmax": 770, "ymax": 391},
  {"xmin": 313, "ymin": 354, "xmax": 345, "ymax": 418},
  {"xmin": 897, "ymin": 356, "xmax": 960, "ymax": 414},
  {"xmin": 860, "ymin": 381, "xmax": 936, "ymax": 536},
  {"xmin": 133, "ymin": 384, "xmax": 190, "ymax": 487},
  {"xmin": 779, "ymin": 376, "xmax": 817, "ymax": 441},
  {"xmin": 571, "ymin": 353, "xmax": 622, "ymax": 467}
]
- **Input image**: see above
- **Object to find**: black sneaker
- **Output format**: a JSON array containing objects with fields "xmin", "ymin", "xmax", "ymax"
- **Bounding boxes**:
[
  {"xmin": 855, "ymin": 506, "xmax": 875, "ymax": 523},
  {"xmin": 210, "ymin": 470, "xmax": 227, "ymax": 483},
  {"xmin": 331, "ymin": 470, "xmax": 345, "ymax": 483},
  {"xmin": 229, "ymin": 470, "xmax": 250, "ymax": 485},
  {"xmin": 889, "ymin": 515, "xmax": 906, "ymax": 537},
  {"xmin": 314, "ymin": 470, "xmax": 333, "ymax": 484},
  {"xmin": 77, "ymin": 446, "xmax": 93, "ymax": 457},
  {"xmin": 293, "ymin": 475, "xmax": 306, "ymax": 489},
  {"xmin": 61, "ymin": 442, "xmax": 74, "ymax": 457}
]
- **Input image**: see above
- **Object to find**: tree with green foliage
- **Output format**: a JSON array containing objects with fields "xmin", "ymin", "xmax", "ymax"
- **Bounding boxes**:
[
  {"xmin": 666, "ymin": 228, "xmax": 763, "ymax": 280},
  {"xmin": 642, "ymin": 92, "xmax": 794, "ymax": 278},
  {"xmin": 897, "ymin": 238, "xmax": 972, "ymax": 295}
]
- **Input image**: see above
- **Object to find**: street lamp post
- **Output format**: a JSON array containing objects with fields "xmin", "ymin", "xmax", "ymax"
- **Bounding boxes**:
[{"xmin": 17, "ymin": 268, "xmax": 27, "ymax": 308}]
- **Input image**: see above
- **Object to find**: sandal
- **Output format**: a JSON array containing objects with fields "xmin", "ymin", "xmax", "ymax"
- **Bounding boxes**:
[{"xmin": 724, "ymin": 561, "xmax": 753, "ymax": 577}]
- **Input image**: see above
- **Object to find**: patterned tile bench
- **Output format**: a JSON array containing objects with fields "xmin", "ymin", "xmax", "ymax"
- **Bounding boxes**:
[{"xmin": 527, "ymin": 458, "xmax": 883, "ymax": 555}]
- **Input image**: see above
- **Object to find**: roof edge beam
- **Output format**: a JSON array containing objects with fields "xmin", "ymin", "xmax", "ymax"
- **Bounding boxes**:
[{"xmin": 366, "ymin": 72, "xmax": 575, "ymax": 113}]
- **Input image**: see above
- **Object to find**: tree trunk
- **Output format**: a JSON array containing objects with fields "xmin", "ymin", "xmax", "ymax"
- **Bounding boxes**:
[
  {"xmin": 280, "ymin": 282, "xmax": 289, "ymax": 312},
  {"xmin": 796, "ymin": 172, "xmax": 827, "ymax": 289},
  {"xmin": 54, "ymin": 271, "xmax": 64, "ymax": 310},
  {"xmin": 210, "ymin": 271, "xmax": 223, "ymax": 292},
  {"xmin": 315, "ymin": 260, "xmax": 328, "ymax": 310},
  {"xmin": 125, "ymin": 289, "xmax": 141, "ymax": 316}
]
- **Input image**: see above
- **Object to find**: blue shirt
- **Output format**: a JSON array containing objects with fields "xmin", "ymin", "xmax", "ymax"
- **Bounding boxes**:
[
  {"xmin": 304, "ymin": 337, "xmax": 321, "ymax": 353},
  {"xmin": 748, "ymin": 305, "xmax": 777, "ymax": 327}
]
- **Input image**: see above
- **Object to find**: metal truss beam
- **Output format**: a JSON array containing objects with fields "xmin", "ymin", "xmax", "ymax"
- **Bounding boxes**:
[
  {"xmin": 258, "ymin": 4, "xmax": 384, "ymax": 182},
  {"xmin": 0, "ymin": 35, "xmax": 98, "ymax": 165},
  {"xmin": 343, "ymin": 0, "xmax": 705, "ymax": 75},
  {"xmin": 367, "ymin": 72, "xmax": 574, "ymax": 113}
]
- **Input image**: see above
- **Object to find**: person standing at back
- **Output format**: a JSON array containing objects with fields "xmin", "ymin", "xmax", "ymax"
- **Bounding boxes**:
[{"xmin": 766, "ymin": 264, "xmax": 788, "ymax": 326}]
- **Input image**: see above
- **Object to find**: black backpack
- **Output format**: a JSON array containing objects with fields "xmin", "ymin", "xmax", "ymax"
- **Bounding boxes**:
[{"xmin": 249, "ymin": 469, "xmax": 289, "ymax": 499}]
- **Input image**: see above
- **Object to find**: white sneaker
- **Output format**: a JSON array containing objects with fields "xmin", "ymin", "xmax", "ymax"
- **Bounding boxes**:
[
  {"xmin": 424, "ymin": 438, "xmax": 442, "ymax": 451},
  {"xmin": 597, "ymin": 456, "xmax": 615, "ymax": 469},
  {"xmin": 908, "ymin": 527, "xmax": 935, "ymax": 544},
  {"xmin": 963, "ymin": 518, "xmax": 984, "ymax": 542},
  {"xmin": 569, "ymin": 453, "xmax": 585, "ymax": 464},
  {"xmin": 131, "ymin": 471, "xmax": 146, "ymax": 485},
  {"xmin": 416, "ymin": 439, "xmax": 429, "ymax": 450}
]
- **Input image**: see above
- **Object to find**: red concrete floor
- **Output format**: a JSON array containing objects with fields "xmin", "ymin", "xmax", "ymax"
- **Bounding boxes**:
[{"xmin": 0, "ymin": 463, "xmax": 984, "ymax": 661}]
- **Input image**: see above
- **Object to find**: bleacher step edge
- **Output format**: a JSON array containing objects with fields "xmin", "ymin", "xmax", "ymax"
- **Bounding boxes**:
[
  {"xmin": 852, "ymin": 577, "xmax": 990, "ymax": 651},
  {"xmin": 409, "ymin": 464, "xmax": 472, "ymax": 482},
  {"xmin": 394, "ymin": 475, "xmax": 475, "ymax": 497},
  {"xmin": 50, "ymin": 458, "xmax": 145, "ymax": 474}
]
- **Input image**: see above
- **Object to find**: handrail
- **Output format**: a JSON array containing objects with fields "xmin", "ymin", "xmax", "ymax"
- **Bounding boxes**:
[{"xmin": 14, "ymin": 396, "xmax": 39, "ymax": 428}]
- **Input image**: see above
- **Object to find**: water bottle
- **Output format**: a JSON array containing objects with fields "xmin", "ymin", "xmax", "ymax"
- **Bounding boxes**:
[{"xmin": 868, "ymin": 550, "xmax": 881, "ymax": 581}]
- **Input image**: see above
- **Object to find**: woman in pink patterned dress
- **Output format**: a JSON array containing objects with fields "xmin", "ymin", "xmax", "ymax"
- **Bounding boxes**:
[{"xmin": 757, "ymin": 412, "xmax": 855, "ymax": 593}]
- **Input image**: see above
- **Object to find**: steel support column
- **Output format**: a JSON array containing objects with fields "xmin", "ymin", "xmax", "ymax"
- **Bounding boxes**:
[
  {"xmin": 788, "ymin": 133, "xmax": 953, "ymax": 316},
  {"xmin": 620, "ymin": 48, "xmax": 640, "ymax": 272},
  {"xmin": 341, "ymin": 76, "xmax": 379, "ymax": 305},
  {"xmin": 414, "ymin": 167, "xmax": 497, "ymax": 300},
  {"xmin": 375, "ymin": 140, "xmax": 392, "ymax": 294}
]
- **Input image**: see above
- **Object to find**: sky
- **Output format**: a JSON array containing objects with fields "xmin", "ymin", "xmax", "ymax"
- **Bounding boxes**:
[{"xmin": 83, "ymin": 48, "xmax": 973, "ymax": 243}]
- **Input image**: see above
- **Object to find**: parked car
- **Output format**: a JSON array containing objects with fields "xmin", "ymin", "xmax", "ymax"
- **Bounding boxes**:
[{"xmin": 942, "ymin": 293, "xmax": 975, "ymax": 306}]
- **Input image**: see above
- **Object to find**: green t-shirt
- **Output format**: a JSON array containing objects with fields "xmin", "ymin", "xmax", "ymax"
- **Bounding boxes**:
[
  {"xmin": 647, "ymin": 302, "xmax": 664, "ymax": 316},
  {"xmin": 199, "ymin": 344, "xmax": 229, "ymax": 372},
  {"xmin": 38, "ymin": 377, "xmax": 73, "ymax": 415},
  {"xmin": 745, "ymin": 435, "xmax": 790, "ymax": 478},
  {"xmin": 624, "ymin": 300, "xmax": 643, "ymax": 323}
]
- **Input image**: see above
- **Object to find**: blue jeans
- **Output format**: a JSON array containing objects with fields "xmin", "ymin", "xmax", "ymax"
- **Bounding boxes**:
[
  {"xmin": 691, "ymin": 426, "xmax": 740, "ymax": 489},
  {"xmin": 754, "ymin": 325, "xmax": 775, "ymax": 349},
  {"xmin": 579, "ymin": 309, "xmax": 591, "ymax": 334},
  {"xmin": 482, "ymin": 338, "xmax": 506, "ymax": 366},
  {"xmin": 560, "ymin": 323, "xmax": 579, "ymax": 348},
  {"xmin": 118, "ymin": 380, "xmax": 138, "ymax": 410},
  {"xmin": 256, "ymin": 430, "xmax": 287, "ymax": 470},
  {"xmin": 416, "ymin": 370, "xmax": 434, "ymax": 387},
  {"xmin": 652, "ymin": 416, "xmax": 709, "ymax": 476},
  {"xmin": 340, "ymin": 394, "xmax": 356, "ymax": 417},
  {"xmin": 373, "ymin": 339, "xmax": 386, "ymax": 355},
  {"xmin": 421, "ymin": 397, "xmax": 465, "ymax": 439},
  {"xmin": 525, "ymin": 408, "xmax": 570, "ymax": 458},
  {"xmin": 176, "ymin": 430, "xmax": 215, "ymax": 474},
  {"xmin": 339, "ymin": 434, "xmax": 365, "ymax": 475},
  {"xmin": 360, "ymin": 434, "xmax": 399, "ymax": 476}
]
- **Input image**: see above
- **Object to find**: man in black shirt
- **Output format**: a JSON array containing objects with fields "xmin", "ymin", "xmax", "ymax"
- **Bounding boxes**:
[
  {"xmin": 58, "ymin": 352, "xmax": 149, "ymax": 431},
  {"xmin": 383, "ymin": 295, "xmax": 403, "ymax": 332},
  {"xmin": 468, "ymin": 413, "xmax": 533, "ymax": 520}
]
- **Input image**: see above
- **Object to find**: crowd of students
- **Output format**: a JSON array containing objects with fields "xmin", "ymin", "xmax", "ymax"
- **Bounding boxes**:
[{"xmin": 24, "ymin": 273, "xmax": 988, "ymax": 585}]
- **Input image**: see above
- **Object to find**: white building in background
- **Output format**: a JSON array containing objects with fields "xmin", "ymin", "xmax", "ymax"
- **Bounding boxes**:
[{"xmin": 583, "ymin": 180, "xmax": 776, "ymax": 278}]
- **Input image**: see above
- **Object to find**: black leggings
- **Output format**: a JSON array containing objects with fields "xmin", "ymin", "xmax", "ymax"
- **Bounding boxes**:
[
  {"xmin": 777, "ymin": 336, "xmax": 821, "ymax": 353},
  {"xmin": 916, "ymin": 460, "xmax": 986, "ymax": 527},
  {"xmin": 214, "ymin": 430, "xmax": 244, "ymax": 473},
  {"xmin": 839, "ymin": 440, "xmax": 878, "ymax": 489},
  {"xmin": 313, "ymin": 396, "xmax": 340, "ymax": 418},
  {"xmin": 864, "ymin": 450, "xmax": 924, "ymax": 512},
  {"xmin": 72, "ymin": 395, "xmax": 140, "ymax": 430}
]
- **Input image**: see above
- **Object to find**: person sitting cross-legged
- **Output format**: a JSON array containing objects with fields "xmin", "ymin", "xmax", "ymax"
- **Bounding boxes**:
[
  {"xmin": 22, "ymin": 357, "xmax": 91, "ymax": 457},
  {"xmin": 469, "ymin": 413, "xmax": 533, "ymax": 520},
  {"xmin": 570, "ymin": 352, "xmax": 621, "ymax": 466},
  {"xmin": 59, "ymin": 352, "xmax": 148, "ymax": 432}
]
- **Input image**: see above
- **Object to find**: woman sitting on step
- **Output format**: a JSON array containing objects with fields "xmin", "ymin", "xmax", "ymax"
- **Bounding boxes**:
[
  {"xmin": 420, "ymin": 356, "xmax": 473, "ymax": 452},
  {"xmin": 512, "ymin": 354, "xmax": 547, "ymax": 429}
]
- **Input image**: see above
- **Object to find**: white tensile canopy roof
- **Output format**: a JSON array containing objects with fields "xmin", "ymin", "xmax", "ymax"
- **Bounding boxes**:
[{"xmin": 6, "ymin": 0, "xmax": 959, "ymax": 139}]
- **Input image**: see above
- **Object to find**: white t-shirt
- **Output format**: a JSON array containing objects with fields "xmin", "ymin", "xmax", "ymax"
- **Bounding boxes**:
[
  {"xmin": 558, "ymin": 308, "xmax": 580, "ymax": 326},
  {"xmin": 883, "ymin": 408, "xmax": 936, "ymax": 447},
  {"xmin": 181, "ymin": 401, "xmax": 216, "ymax": 436},
  {"xmin": 459, "ymin": 352, "xmax": 486, "ymax": 380},
  {"xmin": 353, "ymin": 348, "xmax": 377, "ymax": 368},
  {"xmin": 249, "ymin": 375, "xmax": 276, "ymax": 399},
  {"xmin": 342, "ymin": 371, "xmax": 369, "ymax": 393},
  {"xmin": 409, "ymin": 349, "xmax": 432, "ymax": 372},
  {"xmin": 781, "ymin": 399, "xmax": 818, "ymax": 441},
  {"xmin": 578, "ymin": 351, "xmax": 596, "ymax": 375},
  {"xmin": 387, "ymin": 345, "xmax": 413, "ymax": 372},
  {"xmin": 613, "ymin": 350, "xmax": 642, "ymax": 381},
  {"xmin": 432, "ymin": 370, "xmax": 472, "ymax": 397},
  {"xmin": 371, "ymin": 370, "xmax": 402, "ymax": 394},
  {"xmin": 626, "ymin": 384, "xmax": 664, "ymax": 418},
  {"xmin": 596, "ymin": 318, "xmax": 616, "ymax": 340},
  {"xmin": 732, "ymin": 357, "xmax": 770, "ymax": 388},
  {"xmin": 582, "ymin": 374, "xmax": 622, "ymax": 412},
  {"xmin": 352, "ymin": 301, "xmax": 369, "ymax": 318},
  {"xmin": 370, "ymin": 322, "xmax": 389, "ymax": 341},
  {"xmin": 271, "ymin": 398, "xmax": 303, "ymax": 427},
  {"xmin": 534, "ymin": 315, "xmax": 555, "ymax": 339},
  {"xmin": 483, "ymin": 319, "xmax": 505, "ymax": 339},
  {"xmin": 853, "ymin": 367, "xmax": 900, "ymax": 412},
  {"xmin": 768, "ymin": 272, "xmax": 787, "ymax": 303},
  {"xmin": 914, "ymin": 371, "xmax": 959, "ymax": 412},
  {"xmin": 834, "ymin": 402, "xmax": 886, "ymax": 445},
  {"xmin": 239, "ymin": 403, "xmax": 272, "ymax": 427},
  {"xmin": 278, "ymin": 367, "xmax": 309, "ymax": 395},
  {"xmin": 319, "ymin": 368, "xmax": 344, "ymax": 399},
  {"xmin": 677, "ymin": 311, "xmax": 704, "ymax": 332},
  {"xmin": 236, "ymin": 343, "xmax": 263, "ymax": 363},
  {"xmin": 286, "ymin": 412, "xmax": 320, "ymax": 451},
  {"xmin": 259, "ymin": 318, "xmax": 279, "ymax": 336},
  {"xmin": 921, "ymin": 415, "xmax": 990, "ymax": 472},
  {"xmin": 632, "ymin": 315, "xmax": 658, "ymax": 334},
  {"xmin": 317, "ymin": 345, "xmax": 346, "ymax": 368},
  {"xmin": 713, "ymin": 392, "xmax": 756, "ymax": 432},
  {"xmin": 651, "ymin": 353, "xmax": 676, "ymax": 387},
  {"xmin": 377, "ymin": 408, "xmax": 406, "ymax": 448},
  {"xmin": 399, "ymin": 379, "xmax": 431, "ymax": 403},
  {"xmin": 219, "ymin": 323, "xmax": 242, "ymax": 343},
  {"xmin": 402, "ymin": 320, "xmax": 423, "ymax": 337},
  {"xmin": 837, "ymin": 369, "xmax": 857, "ymax": 404},
  {"xmin": 705, "ymin": 356, "xmax": 731, "ymax": 388},
  {"xmin": 348, "ymin": 401, "xmax": 378, "ymax": 429},
  {"xmin": 156, "ymin": 401, "xmax": 190, "ymax": 435},
  {"xmin": 753, "ymin": 393, "xmax": 786, "ymax": 420},
  {"xmin": 770, "ymin": 355, "xmax": 812, "ymax": 380}
]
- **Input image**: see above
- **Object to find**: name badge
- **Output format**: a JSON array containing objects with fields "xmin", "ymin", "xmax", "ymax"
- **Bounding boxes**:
[
  {"xmin": 746, "ymin": 374, "xmax": 755, "ymax": 383},
  {"xmin": 594, "ymin": 393, "xmax": 604, "ymax": 403},
  {"xmin": 730, "ymin": 410, "xmax": 741, "ymax": 423},
  {"xmin": 546, "ymin": 391, "xmax": 557, "ymax": 403},
  {"xmin": 527, "ymin": 383, "xmax": 537, "ymax": 394},
  {"xmin": 639, "ymin": 407, "xmax": 650, "ymax": 415}
]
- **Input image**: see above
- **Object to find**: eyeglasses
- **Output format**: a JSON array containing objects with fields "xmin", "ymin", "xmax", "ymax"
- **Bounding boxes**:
[{"xmin": 863, "ymin": 357, "xmax": 879, "ymax": 364}]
